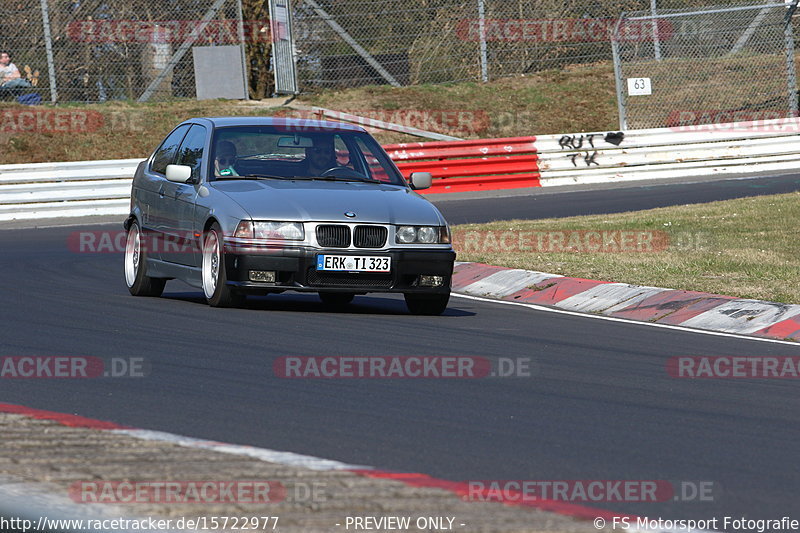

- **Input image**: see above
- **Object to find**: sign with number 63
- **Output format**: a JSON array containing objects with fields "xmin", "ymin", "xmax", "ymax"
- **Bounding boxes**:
[{"xmin": 627, "ymin": 77, "xmax": 652, "ymax": 96}]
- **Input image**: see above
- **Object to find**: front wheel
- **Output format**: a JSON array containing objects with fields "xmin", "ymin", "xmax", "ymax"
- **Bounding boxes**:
[
  {"xmin": 124, "ymin": 220, "xmax": 166, "ymax": 297},
  {"xmin": 404, "ymin": 292, "xmax": 450, "ymax": 316},
  {"xmin": 202, "ymin": 223, "xmax": 244, "ymax": 308}
]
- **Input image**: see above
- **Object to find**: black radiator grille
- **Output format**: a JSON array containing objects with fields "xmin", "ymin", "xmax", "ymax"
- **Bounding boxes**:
[
  {"xmin": 316, "ymin": 224, "xmax": 350, "ymax": 248},
  {"xmin": 353, "ymin": 225, "xmax": 388, "ymax": 248}
]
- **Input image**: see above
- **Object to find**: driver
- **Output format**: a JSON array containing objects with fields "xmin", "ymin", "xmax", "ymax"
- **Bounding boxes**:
[{"xmin": 304, "ymin": 137, "xmax": 339, "ymax": 176}]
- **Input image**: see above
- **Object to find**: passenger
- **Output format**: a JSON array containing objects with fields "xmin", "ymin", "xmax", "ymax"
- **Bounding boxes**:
[{"xmin": 214, "ymin": 141, "xmax": 240, "ymax": 177}]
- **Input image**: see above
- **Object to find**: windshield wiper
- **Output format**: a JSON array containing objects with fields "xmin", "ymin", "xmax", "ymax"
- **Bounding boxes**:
[
  {"xmin": 216, "ymin": 174, "xmax": 292, "ymax": 180},
  {"xmin": 302, "ymin": 175, "xmax": 385, "ymax": 184}
]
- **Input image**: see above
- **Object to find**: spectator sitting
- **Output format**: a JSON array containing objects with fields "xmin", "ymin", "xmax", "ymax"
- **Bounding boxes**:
[{"xmin": 0, "ymin": 52, "xmax": 32, "ymax": 95}]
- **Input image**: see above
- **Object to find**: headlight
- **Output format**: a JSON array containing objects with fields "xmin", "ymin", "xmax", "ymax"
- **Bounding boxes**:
[
  {"xmin": 234, "ymin": 220, "xmax": 304, "ymax": 240},
  {"xmin": 395, "ymin": 225, "xmax": 449, "ymax": 244},
  {"xmin": 417, "ymin": 226, "xmax": 438, "ymax": 243},
  {"xmin": 396, "ymin": 226, "xmax": 418, "ymax": 244},
  {"xmin": 254, "ymin": 221, "xmax": 304, "ymax": 240}
]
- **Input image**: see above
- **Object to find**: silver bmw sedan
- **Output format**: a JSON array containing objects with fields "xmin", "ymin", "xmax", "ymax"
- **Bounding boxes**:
[{"xmin": 123, "ymin": 117, "xmax": 455, "ymax": 315}]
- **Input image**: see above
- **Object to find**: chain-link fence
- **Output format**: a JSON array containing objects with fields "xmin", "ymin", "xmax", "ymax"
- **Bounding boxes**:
[
  {"xmin": 291, "ymin": 0, "xmax": 788, "ymax": 90},
  {"xmin": 293, "ymin": 0, "xmax": 653, "ymax": 88},
  {"xmin": 0, "ymin": 0, "xmax": 273, "ymax": 103},
  {"xmin": 612, "ymin": 2, "xmax": 798, "ymax": 129},
  {"xmin": 2, "ymin": 0, "xmax": 799, "ymax": 129}
]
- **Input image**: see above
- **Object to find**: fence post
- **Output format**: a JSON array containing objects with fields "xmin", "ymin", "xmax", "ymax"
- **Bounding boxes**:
[
  {"xmin": 236, "ymin": 0, "xmax": 250, "ymax": 100},
  {"xmin": 269, "ymin": 0, "xmax": 299, "ymax": 94},
  {"xmin": 478, "ymin": 0, "xmax": 488, "ymax": 82},
  {"xmin": 38, "ymin": 0, "xmax": 58, "ymax": 104},
  {"xmin": 651, "ymin": 0, "xmax": 662, "ymax": 61},
  {"xmin": 785, "ymin": 0, "xmax": 799, "ymax": 116},
  {"xmin": 612, "ymin": 17, "xmax": 627, "ymax": 130}
]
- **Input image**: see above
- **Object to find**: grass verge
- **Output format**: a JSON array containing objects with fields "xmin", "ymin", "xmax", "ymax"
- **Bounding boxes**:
[
  {"xmin": 0, "ymin": 100, "xmax": 283, "ymax": 164},
  {"xmin": 0, "ymin": 62, "xmax": 616, "ymax": 165},
  {"xmin": 451, "ymin": 191, "xmax": 800, "ymax": 304}
]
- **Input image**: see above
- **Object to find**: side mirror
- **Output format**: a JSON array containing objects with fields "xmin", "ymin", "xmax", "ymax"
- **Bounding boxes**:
[
  {"xmin": 409, "ymin": 171, "xmax": 432, "ymax": 190},
  {"xmin": 165, "ymin": 164, "xmax": 192, "ymax": 183}
]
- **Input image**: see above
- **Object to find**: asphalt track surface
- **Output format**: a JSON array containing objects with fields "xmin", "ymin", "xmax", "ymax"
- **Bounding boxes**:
[
  {"xmin": 433, "ymin": 172, "xmax": 800, "ymax": 224},
  {"xmin": 2, "ymin": 176, "xmax": 800, "ymax": 527}
]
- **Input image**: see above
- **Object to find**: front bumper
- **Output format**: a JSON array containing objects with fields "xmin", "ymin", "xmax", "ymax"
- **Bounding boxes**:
[{"xmin": 223, "ymin": 244, "xmax": 455, "ymax": 294}]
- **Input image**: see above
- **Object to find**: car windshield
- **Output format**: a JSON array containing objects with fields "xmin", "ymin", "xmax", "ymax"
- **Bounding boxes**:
[{"xmin": 209, "ymin": 125, "xmax": 407, "ymax": 186}]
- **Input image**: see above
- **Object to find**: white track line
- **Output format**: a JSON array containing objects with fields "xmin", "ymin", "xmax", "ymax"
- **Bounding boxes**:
[
  {"xmin": 112, "ymin": 429, "xmax": 371, "ymax": 471},
  {"xmin": 452, "ymin": 293, "xmax": 800, "ymax": 348}
]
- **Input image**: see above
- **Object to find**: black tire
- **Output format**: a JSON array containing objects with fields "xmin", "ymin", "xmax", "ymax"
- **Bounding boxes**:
[
  {"xmin": 124, "ymin": 220, "xmax": 166, "ymax": 297},
  {"xmin": 202, "ymin": 223, "xmax": 244, "ymax": 308},
  {"xmin": 404, "ymin": 292, "xmax": 450, "ymax": 315},
  {"xmin": 319, "ymin": 292, "xmax": 355, "ymax": 306}
]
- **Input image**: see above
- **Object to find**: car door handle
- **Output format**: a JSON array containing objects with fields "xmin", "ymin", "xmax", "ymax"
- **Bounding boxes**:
[{"xmin": 158, "ymin": 185, "xmax": 165, "ymax": 198}]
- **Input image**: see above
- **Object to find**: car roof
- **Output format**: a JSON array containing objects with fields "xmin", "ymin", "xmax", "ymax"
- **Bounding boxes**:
[{"xmin": 185, "ymin": 116, "xmax": 368, "ymax": 132}]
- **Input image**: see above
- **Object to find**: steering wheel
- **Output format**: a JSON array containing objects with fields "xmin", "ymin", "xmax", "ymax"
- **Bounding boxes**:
[{"xmin": 319, "ymin": 166, "xmax": 369, "ymax": 180}]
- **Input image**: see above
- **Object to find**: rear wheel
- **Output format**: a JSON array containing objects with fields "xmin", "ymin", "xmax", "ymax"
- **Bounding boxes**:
[
  {"xmin": 124, "ymin": 220, "xmax": 166, "ymax": 297},
  {"xmin": 404, "ymin": 292, "xmax": 450, "ymax": 316},
  {"xmin": 202, "ymin": 223, "xmax": 244, "ymax": 308},
  {"xmin": 318, "ymin": 292, "xmax": 355, "ymax": 306}
]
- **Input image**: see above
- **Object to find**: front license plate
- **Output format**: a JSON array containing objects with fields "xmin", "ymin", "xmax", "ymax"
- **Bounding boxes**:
[{"xmin": 316, "ymin": 255, "xmax": 391, "ymax": 272}]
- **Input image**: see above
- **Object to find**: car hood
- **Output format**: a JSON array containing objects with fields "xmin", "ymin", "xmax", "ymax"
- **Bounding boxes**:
[{"xmin": 210, "ymin": 180, "xmax": 446, "ymax": 225}]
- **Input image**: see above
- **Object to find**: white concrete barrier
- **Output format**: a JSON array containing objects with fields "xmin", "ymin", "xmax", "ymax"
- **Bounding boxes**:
[
  {"xmin": 0, "ymin": 159, "xmax": 140, "ymax": 221},
  {"xmin": 536, "ymin": 116, "xmax": 800, "ymax": 186}
]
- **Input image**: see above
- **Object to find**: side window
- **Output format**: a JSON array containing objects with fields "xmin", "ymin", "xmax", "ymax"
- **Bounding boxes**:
[
  {"xmin": 353, "ymin": 137, "xmax": 391, "ymax": 182},
  {"xmin": 176, "ymin": 125, "xmax": 207, "ymax": 181},
  {"xmin": 151, "ymin": 125, "xmax": 190, "ymax": 175},
  {"xmin": 333, "ymin": 135, "xmax": 353, "ymax": 168}
]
